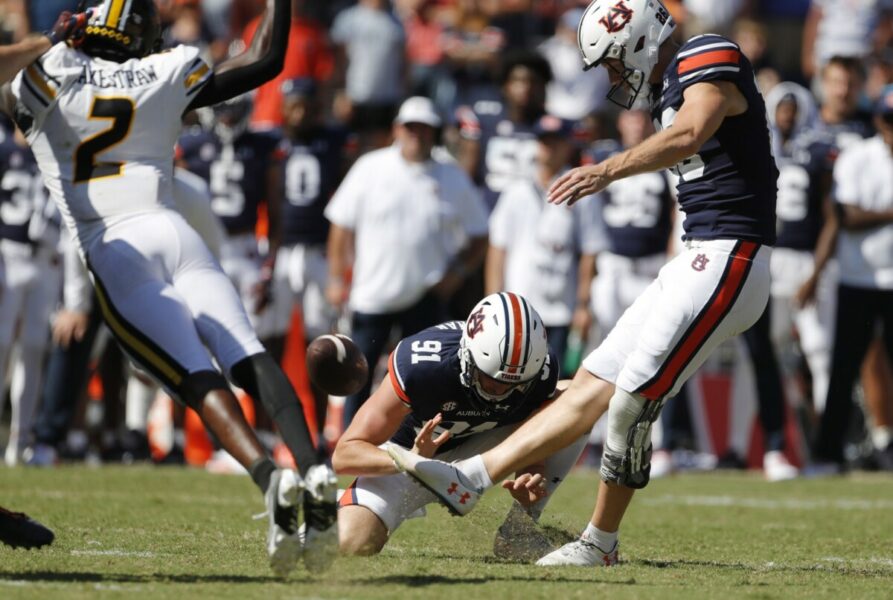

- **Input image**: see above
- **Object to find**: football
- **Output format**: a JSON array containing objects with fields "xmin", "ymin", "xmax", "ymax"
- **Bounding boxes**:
[{"xmin": 305, "ymin": 334, "xmax": 369, "ymax": 396}]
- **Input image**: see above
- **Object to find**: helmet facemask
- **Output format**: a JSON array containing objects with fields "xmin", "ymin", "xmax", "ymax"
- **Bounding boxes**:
[{"xmin": 459, "ymin": 340, "xmax": 536, "ymax": 411}]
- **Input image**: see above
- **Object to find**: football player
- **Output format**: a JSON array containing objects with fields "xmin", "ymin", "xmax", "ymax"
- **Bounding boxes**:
[
  {"xmin": 333, "ymin": 293, "xmax": 587, "ymax": 558},
  {"xmin": 765, "ymin": 83, "xmax": 837, "ymax": 416},
  {"xmin": 0, "ymin": 122, "xmax": 61, "ymax": 466},
  {"xmin": 388, "ymin": 0, "xmax": 780, "ymax": 567},
  {"xmin": 0, "ymin": 0, "xmax": 335, "ymax": 576},
  {"xmin": 272, "ymin": 77, "xmax": 350, "ymax": 436},
  {"xmin": 455, "ymin": 50, "xmax": 553, "ymax": 212}
]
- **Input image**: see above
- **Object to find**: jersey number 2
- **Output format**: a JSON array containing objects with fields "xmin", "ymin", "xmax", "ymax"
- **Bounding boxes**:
[{"xmin": 74, "ymin": 98, "xmax": 135, "ymax": 183}]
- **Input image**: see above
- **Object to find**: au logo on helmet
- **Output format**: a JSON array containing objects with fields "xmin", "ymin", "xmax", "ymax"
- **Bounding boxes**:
[
  {"xmin": 466, "ymin": 307, "xmax": 486, "ymax": 339},
  {"xmin": 599, "ymin": 0, "xmax": 634, "ymax": 33}
]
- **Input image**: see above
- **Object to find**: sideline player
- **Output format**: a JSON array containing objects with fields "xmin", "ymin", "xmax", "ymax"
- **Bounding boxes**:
[
  {"xmin": 388, "ymin": 0, "xmax": 778, "ymax": 566},
  {"xmin": 333, "ymin": 293, "xmax": 587, "ymax": 558},
  {"xmin": 0, "ymin": 0, "xmax": 335, "ymax": 576}
]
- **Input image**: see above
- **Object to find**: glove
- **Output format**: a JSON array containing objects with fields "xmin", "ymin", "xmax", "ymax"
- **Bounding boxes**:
[{"xmin": 46, "ymin": 9, "xmax": 92, "ymax": 47}]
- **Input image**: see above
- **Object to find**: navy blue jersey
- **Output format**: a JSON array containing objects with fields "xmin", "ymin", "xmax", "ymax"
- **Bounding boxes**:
[
  {"xmin": 388, "ymin": 321, "xmax": 558, "ymax": 454},
  {"xmin": 177, "ymin": 128, "xmax": 282, "ymax": 235},
  {"xmin": 584, "ymin": 139, "xmax": 673, "ymax": 258},
  {"xmin": 280, "ymin": 127, "xmax": 348, "ymax": 246},
  {"xmin": 456, "ymin": 100, "xmax": 542, "ymax": 210},
  {"xmin": 774, "ymin": 129, "xmax": 837, "ymax": 250},
  {"xmin": 0, "ymin": 133, "xmax": 46, "ymax": 244},
  {"xmin": 654, "ymin": 35, "xmax": 778, "ymax": 245}
]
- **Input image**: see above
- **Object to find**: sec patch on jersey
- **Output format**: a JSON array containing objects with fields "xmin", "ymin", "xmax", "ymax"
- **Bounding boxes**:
[{"xmin": 306, "ymin": 334, "xmax": 369, "ymax": 396}]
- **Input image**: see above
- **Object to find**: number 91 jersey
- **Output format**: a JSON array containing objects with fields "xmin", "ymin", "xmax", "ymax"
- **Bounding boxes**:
[
  {"xmin": 387, "ymin": 321, "xmax": 559, "ymax": 454},
  {"xmin": 10, "ymin": 43, "xmax": 213, "ymax": 247}
]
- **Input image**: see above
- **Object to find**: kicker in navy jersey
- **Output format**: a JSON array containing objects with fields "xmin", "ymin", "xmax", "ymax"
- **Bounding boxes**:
[
  {"xmin": 653, "ymin": 34, "xmax": 779, "ymax": 245},
  {"xmin": 388, "ymin": 320, "xmax": 559, "ymax": 454}
]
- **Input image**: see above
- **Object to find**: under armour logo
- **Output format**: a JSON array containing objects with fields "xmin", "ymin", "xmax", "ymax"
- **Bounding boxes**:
[
  {"xmin": 599, "ymin": 0, "xmax": 634, "ymax": 33},
  {"xmin": 691, "ymin": 253, "xmax": 709, "ymax": 272},
  {"xmin": 466, "ymin": 307, "xmax": 486, "ymax": 339},
  {"xmin": 447, "ymin": 482, "xmax": 459, "ymax": 495},
  {"xmin": 459, "ymin": 492, "xmax": 471, "ymax": 504}
]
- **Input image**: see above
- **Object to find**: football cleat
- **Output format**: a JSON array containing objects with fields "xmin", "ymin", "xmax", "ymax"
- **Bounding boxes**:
[
  {"xmin": 536, "ymin": 538, "xmax": 619, "ymax": 567},
  {"xmin": 302, "ymin": 464, "xmax": 339, "ymax": 572},
  {"xmin": 763, "ymin": 451, "xmax": 798, "ymax": 482},
  {"xmin": 387, "ymin": 444, "xmax": 481, "ymax": 516},
  {"xmin": 262, "ymin": 469, "xmax": 304, "ymax": 577},
  {"xmin": 493, "ymin": 502, "xmax": 553, "ymax": 562},
  {"xmin": 0, "ymin": 506, "xmax": 55, "ymax": 549}
]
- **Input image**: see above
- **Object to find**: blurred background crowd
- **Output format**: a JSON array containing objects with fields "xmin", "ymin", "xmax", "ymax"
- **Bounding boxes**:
[{"xmin": 2, "ymin": 0, "xmax": 893, "ymax": 482}]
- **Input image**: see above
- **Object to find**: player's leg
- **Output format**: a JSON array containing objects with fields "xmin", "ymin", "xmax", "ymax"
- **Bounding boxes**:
[
  {"xmin": 0, "ymin": 252, "xmax": 27, "ymax": 461},
  {"xmin": 0, "ymin": 505, "xmax": 54, "ymax": 549},
  {"xmin": 813, "ymin": 285, "xmax": 876, "ymax": 465}
]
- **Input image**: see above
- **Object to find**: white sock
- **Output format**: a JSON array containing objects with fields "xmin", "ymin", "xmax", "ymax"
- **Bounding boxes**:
[
  {"xmin": 456, "ymin": 454, "xmax": 493, "ymax": 491},
  {"xmin": 581, "ymin": 522, "xmax": 617, "ymax": 552},
  {"xmin": 872, "ymin": 426, "xmax": 893, "ymax": 451}
]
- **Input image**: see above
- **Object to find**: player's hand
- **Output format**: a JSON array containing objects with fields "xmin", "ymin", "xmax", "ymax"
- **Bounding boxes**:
[
  {"xmin": 501, "ymin": 466, "xmax": 548, "ymax": 508},
  {"xmin": 52, "ymin": 310, "xmax": 89, "ymax": 349},
  {"xmin": 48, "ymin": 9, "xmax": 92, "ymax": 47},
  {"xmin": 548, "ymin": 165, "xmax": 612, "ymax": 206},
  {"xmin": 794, "ymin": 274, "xmax": 818, "ymax": 308},
  {"xmin": 411, "ymin": 412, "xmax": 451, "ymax": 458}
]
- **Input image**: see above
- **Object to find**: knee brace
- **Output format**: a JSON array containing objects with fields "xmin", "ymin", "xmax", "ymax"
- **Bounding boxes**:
[
  {"xmin": 599, "ymin": 388, "xmax": 665, "ymax": 489},
  {"xmin": 178, "ymin": 370, "xmax": 229, "ymax": 410}
]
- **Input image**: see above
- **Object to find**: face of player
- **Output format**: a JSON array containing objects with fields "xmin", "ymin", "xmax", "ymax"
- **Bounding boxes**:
[
  {"xmin": 282, "ymin": 96, "xmax": 314, "ymax": 133},
  {"xmin": 617, "ymin": 109, "xmax": 653, "ymax": 147},
  {"xmin": 395, "ymin": 122, "xmax": 436, "ymax": 162},
  {"xmin": 503, "ymin": 66, "xmax": 546, "ymax": 115},
  {"xmin": 476, "ymin": 371, "xmax": 516, "ymax": 398},
  {"xmin": 774, "ymin": 100, "xmax": 798, "ymax": 139},
  {"xmin": 822, "ymin": 63, "xmax": 861, "ymax": 118}
]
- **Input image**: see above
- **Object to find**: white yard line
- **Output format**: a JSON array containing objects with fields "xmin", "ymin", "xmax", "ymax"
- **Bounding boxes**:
[
  {"xmin": 70, "ymin": 549, "xmax": 157, "ymax": 558},
  {"xmin": 642, "ymin": 494, "xmax": 893, "ymax": 511}
]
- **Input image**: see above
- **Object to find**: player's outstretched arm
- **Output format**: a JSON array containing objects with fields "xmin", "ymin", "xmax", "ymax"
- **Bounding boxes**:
[
  {"xmin": 332, "ymin": 379, "xmax": 413, "ymax": 476},
  {"xmin": 187, "ymin": 0, "xmax": 290, "ymax": 110},
  {"xmin": 548, "ymin": 81, "xmax": 747, "ymax": 206},
  {"xmin": 0, "ymin": 10, "xmax": 90, "ymax": 86}
]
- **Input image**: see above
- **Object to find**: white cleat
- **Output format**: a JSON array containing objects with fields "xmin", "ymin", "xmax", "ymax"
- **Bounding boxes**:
[
  {"xmin": 263, "ymin": 468, "xmax": 304, "ymax": 578},
  {"xmin": 387, "ymin": 444, "xmax": 481, "ymax": 516},
  {"xmin": 302, "ymin": 464, "xmax": 339, "ymax": 572},
  {"xmin": 536, "ymin": 538, "xmax": 619, "ymax": 567},
  {"xmin": 763, "ymin": 451, "xmax": 798, "ymax": 482},
  {"xmin": 493, "ymin": 502, "xmax": 553, "ymax": 562}
]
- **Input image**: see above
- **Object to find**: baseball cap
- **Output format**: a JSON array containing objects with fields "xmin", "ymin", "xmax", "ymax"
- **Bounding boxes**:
[
  {"xmin": 875, "ymin": 85, "xmax": 893, "ymax": 116},
  {"xmin": 532, "ymin": 114, "xmax": 574, "ymax": 139},
  {"xmin": 395, "ymin": 96, "xmax": 442, "ymax": 128},
  {"xmin": 281, "ymin": 77, "xmax": 317, "ymax": 99}
]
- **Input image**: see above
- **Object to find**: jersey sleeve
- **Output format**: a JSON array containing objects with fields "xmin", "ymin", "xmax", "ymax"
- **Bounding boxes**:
[
  {"xmin": 453, "ymin": 167, "xmax": 489, "ymax": 238},
  {"xmin": 10, "ymin": 45, "xmax": 68, "ymax": 123},
  {"xmin": 324, "ymin": 153, "xmax": 373, "ymax": 228},
  {"xmin": 388, "ymin": 342, "xmax": 412, "ymax": 407},
  {"xmin": 675, "ymin": 36, "xmax": 743, "ymax": 90},
  {"xmin": 158, "ymin": 45, "xmax": 213, "ymax": 114}
]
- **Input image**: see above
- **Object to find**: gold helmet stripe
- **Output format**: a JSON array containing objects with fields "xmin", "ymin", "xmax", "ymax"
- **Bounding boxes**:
[{"xmin": 105, "ymin": 0, "xmax": 126, "ymax": 29}]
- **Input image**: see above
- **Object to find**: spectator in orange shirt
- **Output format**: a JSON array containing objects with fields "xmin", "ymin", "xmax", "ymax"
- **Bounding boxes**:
[{"xmin": 242, "ymin": 0, "xmax": 334, "ymax": 129}]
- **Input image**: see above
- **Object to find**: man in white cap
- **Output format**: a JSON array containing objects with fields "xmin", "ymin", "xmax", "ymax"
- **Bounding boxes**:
[{"xmin": 325, "ymin": 96, "xmax": 489, "ymax": 428}]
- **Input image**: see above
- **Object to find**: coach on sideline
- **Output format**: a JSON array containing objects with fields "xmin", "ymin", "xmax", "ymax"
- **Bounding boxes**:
[{"xmin": 325, "ymin": 96, "xmax": 489, "ymax": 428}]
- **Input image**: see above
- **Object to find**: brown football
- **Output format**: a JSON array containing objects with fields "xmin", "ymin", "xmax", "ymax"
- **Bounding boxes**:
[{"xmin": 305, "ymin": 334, "xmax": 369, "ymax": 396}]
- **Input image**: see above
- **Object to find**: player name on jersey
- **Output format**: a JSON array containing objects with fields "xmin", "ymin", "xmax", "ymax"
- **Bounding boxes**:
[{"xmin": 76, "ymin": 64, "xmax": 159, "ymax": 89}]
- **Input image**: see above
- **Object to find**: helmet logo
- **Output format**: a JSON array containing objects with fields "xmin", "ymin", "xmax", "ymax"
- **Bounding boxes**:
[
  {"xmin": 599, "ymin": 0, "xmax": 634, "ymax": 33},
  {"xmin": 466, "ymin": 307, "xmax": 486, "ymax": 339}
]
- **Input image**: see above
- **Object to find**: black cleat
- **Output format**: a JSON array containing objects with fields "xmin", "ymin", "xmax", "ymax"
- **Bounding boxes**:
[{"xmin": 0, "ymin": 507, "xmax": 55, "ymax": 549}]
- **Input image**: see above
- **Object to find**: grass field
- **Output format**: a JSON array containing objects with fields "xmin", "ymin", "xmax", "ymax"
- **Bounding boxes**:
[{"xmin": 1, "ymin": 465, "xmax": 892, "ymax": 599}]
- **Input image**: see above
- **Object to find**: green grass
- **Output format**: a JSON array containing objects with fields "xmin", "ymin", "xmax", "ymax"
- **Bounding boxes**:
[{"xmin": 2, "ymin": 465, "xmax": 892, "ymax": 599}]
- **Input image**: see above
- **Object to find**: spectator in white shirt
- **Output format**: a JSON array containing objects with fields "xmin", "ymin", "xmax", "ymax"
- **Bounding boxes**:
[
  {"xmin": 325, "ymin": 96, "xmax": 489, "ymax": 428},
  {"xmin": 486, "ymin": 115, "xmax": 601, "ymax": 370}
]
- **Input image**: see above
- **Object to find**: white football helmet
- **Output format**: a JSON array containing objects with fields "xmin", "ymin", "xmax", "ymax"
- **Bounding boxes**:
[
  {"xmin": 577, "ymin": 0, "xmax": 675, "ymax": 108},
  {"xmin": 459, "ymin": 293, "xmax": 549, "ymax": 408}
]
